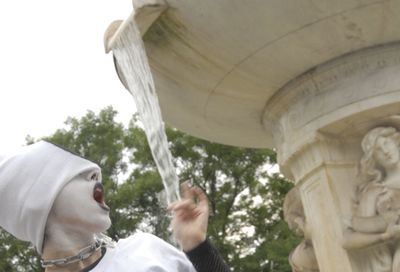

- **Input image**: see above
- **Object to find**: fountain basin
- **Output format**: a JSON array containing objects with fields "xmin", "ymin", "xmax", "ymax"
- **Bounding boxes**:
[
  {"xmin": 106, "ymin": 0, "xmax": 400, "ymax": 149},
  {"xmin": 105, "ymin": 2, "xmax": 400, "ymax": 271}
]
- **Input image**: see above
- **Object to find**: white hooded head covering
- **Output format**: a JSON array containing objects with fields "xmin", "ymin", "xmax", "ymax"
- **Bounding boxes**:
[{"xmin": 0, "ymin": 141, "xmax": 101, "ymax": 254}]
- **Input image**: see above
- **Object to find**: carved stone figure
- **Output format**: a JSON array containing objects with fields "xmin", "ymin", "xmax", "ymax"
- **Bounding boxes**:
[
  {"xmin": 284, "ymin": 187, "xmax": 319, "ymax": 272},
  {"xmin": 343, "ymin": 126, "xmax": 400, "ymax": 271}
]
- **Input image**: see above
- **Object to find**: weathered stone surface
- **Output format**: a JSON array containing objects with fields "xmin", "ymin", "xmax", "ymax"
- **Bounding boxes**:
[
  {"xmin": 341, "ymin": 125, "xmax": 400, "ymax": 271},
  {"xmin": 136, "ymin": 0, "xmax": 400, "ymax": 148},
  {"xmin": 105, "ymin": 1, "xmax": 400, "ymax": 271}
]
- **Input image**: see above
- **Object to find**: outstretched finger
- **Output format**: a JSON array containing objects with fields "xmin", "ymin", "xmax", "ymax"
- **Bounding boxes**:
[
  {"xmin": 190, "ymin": 186, "xmax": 207, "ymax": 202},
  {"xmin": 180, "ymin": 180, "xmax": 192, "ymax": 199}
]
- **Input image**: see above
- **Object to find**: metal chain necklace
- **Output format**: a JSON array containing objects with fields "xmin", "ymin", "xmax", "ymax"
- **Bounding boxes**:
[{"xmin": 41, "ymin": 239, "xmax": 102, "ymax": 268}]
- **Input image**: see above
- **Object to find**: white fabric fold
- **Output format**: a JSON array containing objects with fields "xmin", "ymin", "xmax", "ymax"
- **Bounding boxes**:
[
  {"xmin": 91, "ymin": 232, "xmax": 196, "ymax": 272},
  {"xmin": 0, "ymin": 141, "xmax": 101, "ymax": 254}
]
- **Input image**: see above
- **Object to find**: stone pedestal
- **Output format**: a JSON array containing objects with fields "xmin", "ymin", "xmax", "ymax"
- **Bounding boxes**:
[
  {"xmin": 265, "ymin": 43, "xmax": 400, "ymax": 271},
  {"xmin": 285, "ymin": 140, "xmax": 357, "ymax": 271}
]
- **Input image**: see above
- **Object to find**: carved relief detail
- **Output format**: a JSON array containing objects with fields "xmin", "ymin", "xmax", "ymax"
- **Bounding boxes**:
[
  {"xmin": 284, "ymin": 186, "xmax": 319, "ymax": 272},
  {"xmin": 266, "ymin": 43, "xmax": 400, "ymax": 122},
  {"xmin": 343, "ymin": 125, "xmax": 400, "ymax": 271}
]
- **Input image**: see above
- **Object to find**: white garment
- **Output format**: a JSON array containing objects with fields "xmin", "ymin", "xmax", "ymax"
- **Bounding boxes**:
[
  {"xmin": 91, "ymin": 232, "xmax": 196, "ymax": 272},
  {"xmin": 0, "ymin": 141, "xmax": 101, "ymax": 254}
]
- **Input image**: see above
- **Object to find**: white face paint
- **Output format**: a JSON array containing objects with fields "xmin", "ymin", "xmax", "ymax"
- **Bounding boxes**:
[{"xmin": 49, "ymin": 173, "xmax": 112, "ymax": 234}]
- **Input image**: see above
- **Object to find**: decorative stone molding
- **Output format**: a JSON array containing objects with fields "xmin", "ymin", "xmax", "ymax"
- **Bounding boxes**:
[
  {"xmin": 263, "ymin": 43, "xmax": 400, "ymax": 175},
  {"xmin": 299, "ymin": 168, "xmax": 353, "ymax": 272}
]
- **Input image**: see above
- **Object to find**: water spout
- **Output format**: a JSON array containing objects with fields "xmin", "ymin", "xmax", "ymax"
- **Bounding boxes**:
[
  {"xmin": 104, "ymin": 0, "xmax": 167, "ymax": 53},
  {"xmin": 106, "ymin": 5, "xmax": 180, "ymax": 205}
]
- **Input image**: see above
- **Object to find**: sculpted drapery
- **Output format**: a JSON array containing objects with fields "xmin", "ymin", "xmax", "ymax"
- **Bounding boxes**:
[{"xmin": 343, "ymin": 126, "xmax": 400, "ymax": 272}]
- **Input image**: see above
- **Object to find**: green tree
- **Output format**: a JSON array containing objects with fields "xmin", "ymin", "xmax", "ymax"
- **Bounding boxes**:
[
  {"xmin": 0, "ymin": 230, "xmax": 41, "ymax": 272},
  {"xmin": 126, "ymin": 118, "xmax": 299, "ymax": 271},
  {"xmin": 0, "ymin": 107, "xmax": 299, "ymax": 271}
]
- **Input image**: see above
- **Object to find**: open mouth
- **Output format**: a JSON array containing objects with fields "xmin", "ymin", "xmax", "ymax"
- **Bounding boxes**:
[{"xmin": 93, "ymin": 182, "xmax": 110, "ymax": 212}]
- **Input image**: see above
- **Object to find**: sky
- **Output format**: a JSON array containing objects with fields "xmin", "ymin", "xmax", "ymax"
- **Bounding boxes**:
[{"xmin": 0, "ymin": 1, "xmax": 137, "ymax": 154}]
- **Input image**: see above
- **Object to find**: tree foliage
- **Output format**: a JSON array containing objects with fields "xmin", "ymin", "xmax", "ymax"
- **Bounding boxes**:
[{"xmin": 0, "ymin": 107, "xmax": 299, "ymax": 271}]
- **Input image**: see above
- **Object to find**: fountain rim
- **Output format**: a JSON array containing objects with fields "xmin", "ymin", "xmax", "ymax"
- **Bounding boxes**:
[
  {"xmin": 105, "ymin": 11, "xmax": 135, "ymax": 54},
  {"xmin": 104, "ymin": 0, "xmax": 400, "ymax": 150}
]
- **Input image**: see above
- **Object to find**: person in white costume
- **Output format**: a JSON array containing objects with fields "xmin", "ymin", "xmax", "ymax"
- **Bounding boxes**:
[{"xmin": 0, "ymin": 141, "xmax": 229, "ymax": 272}]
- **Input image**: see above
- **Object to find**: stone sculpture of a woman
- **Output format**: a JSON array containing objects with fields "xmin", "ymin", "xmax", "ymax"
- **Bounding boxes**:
[
  {"xmin": 284, "ymin": 187, "xmax": 319, "ymax": 272},
  {"xmin": 343, "ymin": 126, "xmax": 400, "ymax": 271}
]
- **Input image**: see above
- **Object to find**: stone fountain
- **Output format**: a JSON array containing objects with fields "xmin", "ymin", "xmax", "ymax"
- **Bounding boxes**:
[{"xmin": 105, "ymin": 0, "xmax": 400, "ymax": 271}]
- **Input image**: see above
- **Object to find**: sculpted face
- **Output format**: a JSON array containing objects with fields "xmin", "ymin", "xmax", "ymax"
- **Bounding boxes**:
[
  {"xmin": 48, "ymin": 173, "xmax": 111, "ymax": 233},
  {"xmin": 292, "ymin": 216, "xmax": 305, "ymax": 236},
  {"xmin": 373, "ymin": 136, "xmax": 400, "ymax": 170}
]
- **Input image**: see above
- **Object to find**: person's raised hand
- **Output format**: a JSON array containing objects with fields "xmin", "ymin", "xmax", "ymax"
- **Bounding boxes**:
[{"xmin": 168, "ymin": 182, "xmax": 209, "ymax": 251}]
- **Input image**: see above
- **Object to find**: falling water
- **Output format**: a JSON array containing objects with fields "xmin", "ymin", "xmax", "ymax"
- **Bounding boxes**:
[{"xmin": 112, "ymin": 19, "xmax": 180, "ymax": 205}]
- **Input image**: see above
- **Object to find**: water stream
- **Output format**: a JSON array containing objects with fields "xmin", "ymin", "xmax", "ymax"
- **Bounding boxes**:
[{"xmin": 112, "ymin": 18, "xmax": 180, "ymax": 205}]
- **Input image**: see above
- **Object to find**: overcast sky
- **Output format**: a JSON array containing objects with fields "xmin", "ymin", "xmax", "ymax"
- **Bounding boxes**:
[{"xmin": 0, "ymin": 1, "xmax": 138, "ymax": 154}]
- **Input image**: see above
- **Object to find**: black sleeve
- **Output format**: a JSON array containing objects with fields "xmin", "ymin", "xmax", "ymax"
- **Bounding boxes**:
[{"xmin": 185, "ymin": 238, "xmax": 231, "ymax": 272}]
